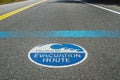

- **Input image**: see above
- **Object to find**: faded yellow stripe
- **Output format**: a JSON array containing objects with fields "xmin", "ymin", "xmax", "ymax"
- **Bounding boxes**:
[{"xmin": 0, "ymin": 0, "xmax": 46, "ymax": 21}]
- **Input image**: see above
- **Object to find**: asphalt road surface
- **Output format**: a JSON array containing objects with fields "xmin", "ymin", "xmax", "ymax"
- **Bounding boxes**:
[{"xmin": 0, "ymin": 0, "xmax": 120, "ymax": 80}]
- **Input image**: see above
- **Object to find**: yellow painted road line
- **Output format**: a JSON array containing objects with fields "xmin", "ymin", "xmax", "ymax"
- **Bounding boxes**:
[{"xmin": 0, "ymin": 0, "xmax": 46, "ymax": 21}]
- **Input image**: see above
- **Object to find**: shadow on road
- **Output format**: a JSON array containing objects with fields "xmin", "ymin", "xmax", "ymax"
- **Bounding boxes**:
[
  {"xmin": 48, "ymin": 0, "xmax": 120, "ymax": 6},
  {"xmin": 86, "ymin": 0, "xmax": 120, "ymax": 6},
  {"xmin": 48, "ymin": 0, "xmax": 85, "ymax": 4}
]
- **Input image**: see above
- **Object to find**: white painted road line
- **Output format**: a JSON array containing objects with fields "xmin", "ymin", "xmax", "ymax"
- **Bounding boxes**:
[{"xmin": 86, "ymin": 3, "xmax": 120, "ymax": 15}]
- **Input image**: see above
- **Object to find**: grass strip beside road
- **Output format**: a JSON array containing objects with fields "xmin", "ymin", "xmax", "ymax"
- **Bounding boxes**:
[{"xmin": 0, "ymin": 0, "xmax": 24, "ymax": 5}]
